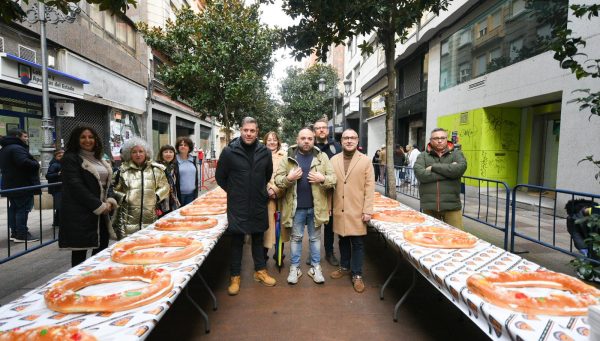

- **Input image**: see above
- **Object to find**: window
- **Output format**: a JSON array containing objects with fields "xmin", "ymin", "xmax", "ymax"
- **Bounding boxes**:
[
  {"xmin": 491, "ymin": 10, "xmax": 502, "ymax": 29},
  {"xmin": 127, "ymin": 25, "xmax": 136, "ymax": 49},
  {"xmin": 476, "ymin": 54, "xmax": 487, "ymax": 76},
  {"xmin": 87, "ymin": 4, "xmax": 136, "ymax": 51},
  {"xmin": 352, "ymin": 65, "xmax": 359, "ymax": 93},
  {"xmin": 458, "ymin": 29, "xmax": 472, "ymax": 47},
  {"xmin": 489, "ymin": 47, "xmax": 502, "ymax": 62},
  {"xmin": 509, "ymin": 38, "xmax": 523, "ymax": 61},
  {"xmin": 511, "ymin": 0, "xmax": 526, "ymax": 17},
  {"xmin": 458, "ymin": 62, "xmax": 471, "ymax": 83},
  {"xmin": 440, "ymin": 69, "xmax": 449, "ymax": 90},
  {"xmin": 537, "ymin": 24, "xmax": 552, "ymax": 39},
  {"xmin": 116, "ymin": 17, "xmax": 127, "ymax": 42},
  {"xmin": 441, "ymin": 40, "xmax": 449, "ymax": 55},
  {"xmin": 104, "ymin": 12, "xmax": 115, "ymax": 35},
  {"xmin": 477, "ymin": 18, "xmax": 488, "ymax": 38}
]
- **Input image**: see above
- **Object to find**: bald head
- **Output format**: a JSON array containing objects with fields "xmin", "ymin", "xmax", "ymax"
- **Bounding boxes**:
[{"xmin": 297, "ymin": 128, "xmax": 315, "ymax": 154}]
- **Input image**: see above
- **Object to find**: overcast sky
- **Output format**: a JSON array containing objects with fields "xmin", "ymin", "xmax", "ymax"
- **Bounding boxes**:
[{"xmin": 257, "ymin": 0, "xmax": 304, "ymax": 101}]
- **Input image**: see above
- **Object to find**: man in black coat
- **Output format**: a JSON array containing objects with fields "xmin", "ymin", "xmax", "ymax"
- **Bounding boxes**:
[
  {"xmin": 46, "ymin": 149, "xmax": 64, "ymax": 228},
  {"xmin": 313, "ymin": 118, "xmax": 342, "ymax": 266},
  {"xmin": 216, "ymin": 117, "xmax": 276, "ymax": 295},
  {"xmin": 0, "ymin": 129, "xmax": 40, "ymax": 242}
]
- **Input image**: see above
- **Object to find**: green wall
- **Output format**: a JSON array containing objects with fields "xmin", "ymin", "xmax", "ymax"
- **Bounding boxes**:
[{"xmin": 437, "ymin": 107, "xmax": 521, "ymax": 187}]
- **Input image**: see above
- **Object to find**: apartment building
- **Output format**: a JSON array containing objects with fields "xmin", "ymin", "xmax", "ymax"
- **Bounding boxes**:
[{"xmin": 347, "ymin": 0, "xmax": 600, "ymax": 195}]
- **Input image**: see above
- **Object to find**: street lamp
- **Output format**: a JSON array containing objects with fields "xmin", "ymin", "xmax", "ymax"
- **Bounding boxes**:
[
  {"xmin": 26, "ymin": 3, "xmax": 80, "ymax": 176},
  {"xmin": 342, "ymin": 79, "xmax": 352, "ymax": 131}
]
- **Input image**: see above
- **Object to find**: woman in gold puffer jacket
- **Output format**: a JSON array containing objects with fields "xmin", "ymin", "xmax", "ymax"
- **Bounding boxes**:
[{"xmin": 111, "ymin": 137, "xmax": 170, "ymax": 239}]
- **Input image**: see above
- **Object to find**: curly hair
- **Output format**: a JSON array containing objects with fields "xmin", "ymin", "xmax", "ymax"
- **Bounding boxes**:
[
  {"xmin": 175, "ymin": 136, "xmax": 194, "ymax": 153},
  {"xmin": 120, "ymin": 137, "xmax": 153, "ymax": 163},
  {"xmin": 65, "ymin": 126, "xmax": 104, "ymax": 159}
]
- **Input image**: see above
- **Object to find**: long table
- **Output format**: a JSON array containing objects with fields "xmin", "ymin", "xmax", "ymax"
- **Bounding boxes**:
[
  {"xmin": 371, "ymin": 200, "xmax": 591, "ymax": 341},
  {"xmin": 0, "ymin": 190, "xmax": 227, "ymax": 340}
]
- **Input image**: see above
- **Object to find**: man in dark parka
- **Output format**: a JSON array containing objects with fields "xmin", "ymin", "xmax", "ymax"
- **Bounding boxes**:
[{"xmin": 216, "ymin": 117, "xmax": 276, "ymax": 295}]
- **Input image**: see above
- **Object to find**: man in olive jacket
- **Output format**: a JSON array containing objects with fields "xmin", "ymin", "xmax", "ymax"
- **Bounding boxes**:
[
  {"xmin": 414, "ymin": 128, "xmax": 467, "ymax": 229},
  {"xmin": 216, "ymin": 117, "xmax": 276, "ymax": 296},
  {"xmin": 275, "ymin": 128, "xmax": 336, "ymax": 285}
]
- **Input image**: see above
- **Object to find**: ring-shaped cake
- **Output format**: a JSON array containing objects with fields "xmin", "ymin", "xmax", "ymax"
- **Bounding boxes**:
[
  {"xmin": 467, "ymin": 270, "xmax": 600, "ymax": 316},
  {"xmin": 111, "ymin": 235, "xmax": 204, "ymax": 264},
  {"xmin": 44, "ymin": 266, "xmax": 172, "ymax": 313}
]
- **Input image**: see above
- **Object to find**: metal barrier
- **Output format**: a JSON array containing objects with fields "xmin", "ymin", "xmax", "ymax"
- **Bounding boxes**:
[
  {"xmin": 461, "ymin": 176, "xmax": 511, "ymax": 250},
  {"xmin": 201, "ymin": 159, "xmax": 217, "ymax": 191},
  {"xmin": 510, "ymin": 184, "xmax": 600, "ymax": 264},
  {"xmin": 0, "ymin": 183, "xmax": 61, "ymax": 265}
]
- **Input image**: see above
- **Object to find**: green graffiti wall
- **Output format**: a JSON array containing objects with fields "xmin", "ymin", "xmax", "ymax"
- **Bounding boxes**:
[{"xmin": 437, "ymin": 108, "xmax": 521, "ymax": 187}]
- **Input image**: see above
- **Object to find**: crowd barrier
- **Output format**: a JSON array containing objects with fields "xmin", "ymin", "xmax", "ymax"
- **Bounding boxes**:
[
  {"xmin": 0, "ymin": 183, "xmax": 61, "ymax": 265},
  {"xmin": 510, "ymin": 184, "xmax": 600, "ymax": 265}
]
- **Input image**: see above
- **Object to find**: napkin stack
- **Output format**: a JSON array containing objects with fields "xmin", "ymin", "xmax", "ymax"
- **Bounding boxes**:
[{"xmin": 590, "ymin": 305, "xmax": 600, "ymax": 340}]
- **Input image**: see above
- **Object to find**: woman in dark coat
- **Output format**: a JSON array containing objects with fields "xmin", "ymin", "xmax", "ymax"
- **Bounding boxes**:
[
  {"xmin": 372, "ymin": 149, "xmax": 381, "ymax": 182},
  {"xmin": 59, "ymin": 126, "xmax": 117, "ymax": 267}
]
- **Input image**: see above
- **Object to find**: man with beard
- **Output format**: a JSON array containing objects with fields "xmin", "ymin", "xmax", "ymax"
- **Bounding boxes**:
[
  {"xmin": 313, "ymin": 118, "xmax": 342, "ymax": 266},
  {"xmin": 275, "ymin": 127, "xmax": 336, "ymax": 285},
  {"xmin": 329, "ymin": 129, "xmax": 374, "ymax": 293}
]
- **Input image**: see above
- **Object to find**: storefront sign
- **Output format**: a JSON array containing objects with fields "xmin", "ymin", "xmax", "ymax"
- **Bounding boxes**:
[
  {"xmin": 0, "ymin": 53, "xmax": 87, "ymax": 98},
  {"xmin": 349, "ymin": 97, "xmax": 360, "ymax": 112}
]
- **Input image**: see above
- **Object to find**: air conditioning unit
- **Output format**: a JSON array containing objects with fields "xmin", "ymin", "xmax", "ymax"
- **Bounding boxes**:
[{"xmin": 56, "ymin": 101, "xmax": 75, "ymax": 117}]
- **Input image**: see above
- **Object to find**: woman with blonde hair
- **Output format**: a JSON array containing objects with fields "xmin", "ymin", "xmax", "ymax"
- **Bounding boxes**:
[
  {"xmin": 263, "ymin": 131, "xmax": 288, "ymax": 262},
  {"xmin": 111, "ymin": 137, "xmax": 170, "ymax": 239}
]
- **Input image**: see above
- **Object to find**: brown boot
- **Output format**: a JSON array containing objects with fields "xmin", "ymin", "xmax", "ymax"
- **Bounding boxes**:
[
  {"xmin": 228, "ymin": 276, "xmax": 241, "ymax": 295},
  {"xmin": 330, "ymin": 267, "xmax": 351, "ymax": 279},
  {"xmin": 253, "ymin": 269, "xmax": 276, "ymax": 287},
  {"xmin": 352, "ymin": 275, "xmax": 365, "ymax": 293}
]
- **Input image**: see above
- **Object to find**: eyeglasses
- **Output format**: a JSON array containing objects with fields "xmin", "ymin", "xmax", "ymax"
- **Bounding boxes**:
[
  {"xmin": 430, "ymin": 137, "xmax": 448, "ymax": 141},
  {"xmin": 342, "ymin": 136, "xmax": 358, "ymax": 141}
]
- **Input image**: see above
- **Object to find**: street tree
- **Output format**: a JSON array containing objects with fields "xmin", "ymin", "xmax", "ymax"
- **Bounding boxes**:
[
  {"xmin": 279, "ymin": 64, "xmax": 337, "ymax": 143},
  {"xmin": 283, "ymin": 0, "xmax": 450, "ymax": 199},
  {"xmin": 139, "ymin": 0, "xmax": 279, "ymax": 141},
  {"xmin": 1, "ymin": 0, "xmax": 135, "ymax": 23}
]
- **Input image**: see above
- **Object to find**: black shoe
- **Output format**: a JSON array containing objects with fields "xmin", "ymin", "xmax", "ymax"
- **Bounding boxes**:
[
  {"xmin": 13, "ymin": 233, "xmax": 39, "ymax": 243},
  {"xmin": 326, "ymin": 253, "xmax": 340, "ymax": 267}
]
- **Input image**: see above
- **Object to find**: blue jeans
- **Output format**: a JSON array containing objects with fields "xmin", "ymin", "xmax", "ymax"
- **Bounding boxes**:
[
  {"xmin": 290, "ymin": 207, "xmax": 320, "ymax": 267},
  {"xmin": 8, "ymin": 196, "xmax": 34, "ymax": 237},
  {"xmin": 339, "ymin": 235, "xmax": 365, "ymax": 276},
  {"xmin": 180, "ymin": 193, "xmax": 196, "ymax": 206}
]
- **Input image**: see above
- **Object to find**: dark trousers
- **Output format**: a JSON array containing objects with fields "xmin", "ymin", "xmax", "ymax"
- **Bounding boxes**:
[
  {"xmin": 180, "ymin": 193, "xmax": 196, "ymax": 206},
  {"xmin": 339, "ymin": 235, "xmax": 365, "ymax": 276},
  {"xmin": 324, "ymin": 216, "xmax": 335, "ymax": 255},
  {"xmin": 52, "ymin": 192, "xmax": 62, "ymax": 227},
  {"xmin": 8, "ymin": 195, "xmax": 34, "ymax": 237},
  {"xmin": 230, "ymin": 232, "xmax": 266, "ymax": 276},
  {"xmin": 71, "ymin": 216, "xmax": 110, "ymax": 267}
]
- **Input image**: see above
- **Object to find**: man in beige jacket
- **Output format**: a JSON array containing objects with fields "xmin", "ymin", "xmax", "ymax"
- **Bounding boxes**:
[{"xmin": 330, "ymin": 129, "xmax": 375, "ymax": 293}]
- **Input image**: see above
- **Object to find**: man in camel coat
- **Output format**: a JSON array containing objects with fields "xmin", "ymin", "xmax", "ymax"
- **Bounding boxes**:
[{"xmin": 329, "ymin": 129, "xmax": 375, "ymax": 293}]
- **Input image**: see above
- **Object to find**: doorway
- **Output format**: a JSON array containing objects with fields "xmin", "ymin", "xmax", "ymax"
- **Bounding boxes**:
[{"xmin": 530, "ymin": 112, "xmax": 560, "ymax": 188}]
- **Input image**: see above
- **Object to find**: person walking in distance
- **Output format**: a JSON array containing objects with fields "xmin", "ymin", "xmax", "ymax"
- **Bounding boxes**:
[
  {"xmin": 414, "ymin": 128, "xmax": 467, "ymax": 229},
  {"xmin": 275, "ymin": 127, "xmax": 336, "ymax": 285},
  {"xmin": 313, "ymin": 118, "xmax": 342, "ymax": 266},
  {"xmin": 0, "ymin": 129, "xmax": 40, "ymax": 242},
  {"xmin": 216, "ymin": 117, "xmax": 277, "ymax": 295},
  {"xmin": 330, "ymin": 129, "xmax": 374, "ymax": 293}
]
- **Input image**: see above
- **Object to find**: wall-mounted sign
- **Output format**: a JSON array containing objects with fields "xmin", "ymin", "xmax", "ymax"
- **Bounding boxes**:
[{"xmin": 0, "ymin": 53, "xmax": 88, "ymax": 99}]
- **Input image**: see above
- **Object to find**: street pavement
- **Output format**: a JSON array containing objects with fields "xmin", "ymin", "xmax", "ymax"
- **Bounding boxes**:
[{"xmin": 0, "ymin": 182, "xmax": 582, "ymax": 339}]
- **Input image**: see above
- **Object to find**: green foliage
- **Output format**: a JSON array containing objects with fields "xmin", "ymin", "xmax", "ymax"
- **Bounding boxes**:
[
  {"xmin": 278, "ymin": 64, "xmax": 337, "ymax": 143},
  {"xmin": 1, "ymin": 0, "xmax": 136, "ymax": 23},
  {"xmin": 139, "ymin": 0, "xmax": 280, "ymax": 141},
  {"xmin": 569, "ymin": 214, "xmax": 600, "ymax": 280}
]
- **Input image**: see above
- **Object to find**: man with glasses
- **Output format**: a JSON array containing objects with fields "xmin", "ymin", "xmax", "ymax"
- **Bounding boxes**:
[
  {"xmin": 330, "ymin": 129, "xmax": 374, "ymax": 293},
  {"xmin": 414, "ymin": 128, "xmax": 467, "ymax": 229},
  {"xmin": 313, "ymin": 118, "xmax": 342, "ymax": 266}
]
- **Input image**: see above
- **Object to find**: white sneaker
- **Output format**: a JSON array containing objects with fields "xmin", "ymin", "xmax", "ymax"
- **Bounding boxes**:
[
  {"xmin": 287, "ymin": 266, "xmax": 302, "ymax": 284},
  {"xmin": 308, "ymin": 264, "xmax": 325, "ymax": 284}
]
